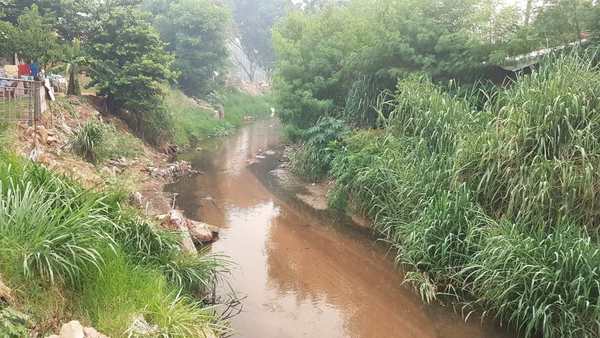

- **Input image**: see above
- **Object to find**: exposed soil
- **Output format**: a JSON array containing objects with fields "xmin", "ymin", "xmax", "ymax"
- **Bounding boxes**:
[{"xmin": 12, "ymin": 95, "xmax": 175, "ymax": 217}]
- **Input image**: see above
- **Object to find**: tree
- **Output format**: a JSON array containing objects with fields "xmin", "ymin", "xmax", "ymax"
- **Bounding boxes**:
[
  {"xmin": 87, "ymin": 6, "xmax": 176, "ymax": 144},
  {"xmin": 151, "ymin": 0, "xmax": 230, "ymax": 96},
  {"xmin": 532, "ymin": 0, "xmax": 594, "ymax": 44},
  {"xmin": 230, "ymin": 0, "xmax": 288, "ymax": 77},
  {"xmin": 0, "ymin": 21, "xmax": 17, "ymax": 57},
  {"xmin": 15, "ymin": 5, "xmax": 60, "ymax": 66},
  {"xmin": 273, "ymin": 0, "xmax": 490, "ymax": 128}
]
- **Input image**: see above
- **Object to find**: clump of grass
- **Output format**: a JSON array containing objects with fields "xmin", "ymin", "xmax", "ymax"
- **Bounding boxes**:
[
  {"xmin": 219, "ymin": 88, "xmax": 273, "ymax": 125},
  {"xmin": 463, "ymin": 222, "xmax": 600, "ymax": 338},
  {"xmin": 71, "ymin": 121, "xmax": 105, "ymax": 163},
  {"xmin": 97, "ymin": 124, "xmax": 144, "ymax": 161},
  {"xmin": 0, "ymin": 179, "xmax": 110, "ymax": 284},
  {"xmin": 167, "ymin": 88, "xmax": 233, "ymax": 146},
  {"xmin": 456, "ymin": 54, "xmax": 600, "ymax": 227},
  {"xmin": 77, "ymin": 250, "xmax": 228, "ymax": 337},
  {"xmin": 0, "ymin": 153, "xmax": 231, "ymax": 335},
  {"xmin": 387, "ymin": 74, "xmax": 477, "ymax": 153},
  {"xmin": 0, "ymin": 307, "xmax": 31, "ymax": 338}
]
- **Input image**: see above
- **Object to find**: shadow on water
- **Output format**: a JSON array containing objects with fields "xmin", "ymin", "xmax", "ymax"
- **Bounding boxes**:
[{"xmin": 166, "ymin": 120, "xmax": 515, "ymax": 338}]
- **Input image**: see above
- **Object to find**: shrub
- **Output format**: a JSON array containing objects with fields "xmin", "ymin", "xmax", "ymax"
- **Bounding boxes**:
[
  {"xmin": 290, "ymin": 117, "xmax": 349, "ymax": 182},
  {"xmin": 71, "ymin": 121, "xmax": 105, "ymax": 163}
]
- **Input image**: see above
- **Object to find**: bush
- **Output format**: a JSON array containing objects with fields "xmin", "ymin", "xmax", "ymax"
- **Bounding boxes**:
[
  {"xmin": 290, "ymin": 117, "xmax": 349, "ymax": 182},
  {"xmin": 71, "ymin": 121, "xmax": 105, "ymax": 163}
]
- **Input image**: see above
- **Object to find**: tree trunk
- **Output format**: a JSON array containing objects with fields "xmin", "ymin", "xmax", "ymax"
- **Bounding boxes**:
[
  {"xmin": 67, "ymin": 63, "xmax": 81, "ymax": 96},
  {"xmin": 524, "ymin": 0, "xmax": 534, "ymax": 26}
]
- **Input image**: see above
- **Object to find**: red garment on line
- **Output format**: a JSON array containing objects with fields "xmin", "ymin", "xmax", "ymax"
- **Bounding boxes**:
[{"xmin": 18, "ymin": 64, "xmax": 31, "ymax": 76}]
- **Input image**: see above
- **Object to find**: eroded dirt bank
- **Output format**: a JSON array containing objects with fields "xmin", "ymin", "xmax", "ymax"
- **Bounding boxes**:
[{"xmin": 167, "ymin": 119, "xmax": 515, "ymax": 338}]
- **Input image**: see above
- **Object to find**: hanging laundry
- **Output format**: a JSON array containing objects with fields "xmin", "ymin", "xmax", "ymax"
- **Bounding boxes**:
[
  {"xmin": 3, "ymin": 65, "xmax": 18, "ymax": 78},
  {"xmin": 30, "ymin": 63, "xmax": 40, "ymax": 77},
  {"xmin": 18, "ymin": 64, "xmax": 31, "ymax": 77}
]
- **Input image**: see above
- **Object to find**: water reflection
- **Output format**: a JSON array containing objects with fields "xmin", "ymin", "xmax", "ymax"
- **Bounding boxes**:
[{"xmin": 167, "ymin": 120, "xmax": 513, "ymax": 338}]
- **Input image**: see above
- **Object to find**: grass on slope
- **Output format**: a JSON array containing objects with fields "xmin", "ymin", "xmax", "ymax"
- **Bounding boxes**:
[
  {"xmin": 167, "ymin": 87, "xmax": 272, "ymax": 146},
  {"xmin": 0, "ymin": 151, "xmax": 230, "ymax": 337}
]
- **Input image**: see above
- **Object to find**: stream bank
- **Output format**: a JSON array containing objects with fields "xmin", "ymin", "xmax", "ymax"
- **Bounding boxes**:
[{"xmin": 167, "ymin": 119, "xmax": 514, "ymax": 338}]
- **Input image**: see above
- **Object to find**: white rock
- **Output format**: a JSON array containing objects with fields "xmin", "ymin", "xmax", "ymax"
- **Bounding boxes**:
[
  {"xmin": 59, "ymin": 321, "xmax": 84, "ymax": 338},
  {"xmin": 83, "ymin": 326, "xmax": 108, "ymax": 338}
]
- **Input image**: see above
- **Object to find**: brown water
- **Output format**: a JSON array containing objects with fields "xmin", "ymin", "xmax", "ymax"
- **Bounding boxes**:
[{"xmin": 167, "ymin": 120, "xmax": 513, "ymax": 338}]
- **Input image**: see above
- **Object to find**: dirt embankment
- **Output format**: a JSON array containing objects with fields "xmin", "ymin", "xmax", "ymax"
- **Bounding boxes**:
[{"xmin": 12, "ymin": 95, "xmax": 217, "ymax": 244}]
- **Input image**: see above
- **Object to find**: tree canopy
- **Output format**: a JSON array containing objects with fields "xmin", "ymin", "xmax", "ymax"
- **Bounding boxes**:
[
  {"xmin": 87, "ymin": 6, "xmax": 176, "ymax": 143},
  {"xmin": 151, "ymin": 0, "xmax": 230, "ymax": 96},
  {"xmin": 273, "ymin": 0, "xmax": 600, "ymax": 129}
]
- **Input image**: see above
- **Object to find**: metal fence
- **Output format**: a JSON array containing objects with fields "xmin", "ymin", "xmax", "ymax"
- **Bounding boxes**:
[{"xmin": 0, "ymin": 77, "xmax": 43, "ymax": 125}]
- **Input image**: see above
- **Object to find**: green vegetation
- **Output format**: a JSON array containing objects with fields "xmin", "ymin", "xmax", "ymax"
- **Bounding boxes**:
[
  {"xmin": 168, "ymin": 87, "xmax": 272, "ymax": 146},
  {"xmin": 288, "ymin": 54, "xmax": 600, "ymax": 338},
  {"xmin": 273, "ymin": 0, "xmax": 600, "ymax": 130},
  {"xmin": 146, "ymin": 0, "xmax": 230, "ymax": 96},
  {"xmin": 0, "ymin": 152, "xmax": 229, "ymax": 337},
  {"xmin": 71, "ymin": 120, "xmax": 144, "ymax": 164}
]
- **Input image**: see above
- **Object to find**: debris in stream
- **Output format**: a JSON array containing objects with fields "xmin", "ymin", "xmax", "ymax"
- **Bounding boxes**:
[{"xmin": 146, "ymin": 160, "xmax": 201, "ymax": 180}]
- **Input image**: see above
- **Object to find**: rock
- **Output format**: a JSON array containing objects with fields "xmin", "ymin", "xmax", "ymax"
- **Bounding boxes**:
[
  {"xmin": 161, "ymin": 210, "xmax": 198, "ymax": 255},
  {"xmin": 37, "ymin": 126, "xmax": 49, "ymax": 144},
  {"xmin": 59, "ymin": 321, "xmax": 84, "ymax": 338},
  {"xmin": 46, "ymin": 135, "xmax": 59, "ymax": 145},
  {"xmin": 46, "ymin": 335, "xmax": 60, "ymax": 338},
  {"xmin": 130, "ymin": 192, "xmax": 144, "ymax": 208},
  {"xmin": 126, "ymin": 315, "xmax": 159, "ymax": 336},
  {"xmin": 188, "ymin": 221, "xmax": 214, "ymax": 243},
  {"xmin": 0, "ymin": 274, "xmax": 13, "ymax": 304},
  {"xmin": 83, "ymin": 326, "xmax": 108, "ymax": 338}
]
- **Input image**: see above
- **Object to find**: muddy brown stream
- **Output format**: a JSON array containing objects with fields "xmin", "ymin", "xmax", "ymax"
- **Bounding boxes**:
[{"xmin": 167, "ymin": 120, "xmax": 513, "ymax": 338}]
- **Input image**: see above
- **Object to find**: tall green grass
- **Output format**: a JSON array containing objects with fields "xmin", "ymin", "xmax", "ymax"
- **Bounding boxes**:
[
  {"xmin": 289, "ymin": 54, "xmax": 600, "ymax": 338},
  {"xmin": 0, "ymin": 152, "xmax": 229, "ymax": 336},
  {"xmin": 456, "ymin": 54, "xmax": 600, "ymax": 227}
]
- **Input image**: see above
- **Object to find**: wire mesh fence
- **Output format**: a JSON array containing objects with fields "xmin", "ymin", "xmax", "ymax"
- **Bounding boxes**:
[{"xmin": 0, "ymin": 77, "xmax": 42, "ymax": 125}]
